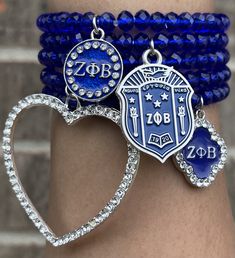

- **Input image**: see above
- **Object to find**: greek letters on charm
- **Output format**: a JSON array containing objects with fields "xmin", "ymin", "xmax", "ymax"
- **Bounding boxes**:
[
  {"xmin": 117, "ymin": 46, "xmax": 195, "ymax": 163},
  {"xmin": 74, "ymin": 62, "xmax": 112, "ymax": 78},
  {"xmin": 63, "ymin": 39, "xmax": 123, "ymax": 102},
  {"xmin": 174, "ymin": 111, "xmax": 227, "ymax": 188}
]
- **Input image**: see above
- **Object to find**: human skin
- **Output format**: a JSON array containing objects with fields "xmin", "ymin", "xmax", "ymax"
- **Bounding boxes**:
[{"xmin": 45, "ymin": 0, "xmax": 235, "ymax": 257}]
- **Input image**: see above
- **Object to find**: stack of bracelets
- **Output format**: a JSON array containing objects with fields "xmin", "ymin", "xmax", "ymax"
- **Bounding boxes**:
[
  {"xmin": 1, "ymin": 10, "xmax": 231, "ymax": 246},
  {"xmin": 37, "ymin": 11, "xmax": 231, "ymax": 109}
]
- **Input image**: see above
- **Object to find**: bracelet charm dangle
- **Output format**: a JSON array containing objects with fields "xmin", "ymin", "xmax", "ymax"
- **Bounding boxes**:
[
  {"xmin": 117, "ymin": 40, "xmax": 195, "ymax": 162},
  {"xmin": 63, "ymin": 16, "xmax": 123, "ymax": 102},
  {"xmin": 174, "ymin": 109, "xmax": 227, "ymax": 187}
]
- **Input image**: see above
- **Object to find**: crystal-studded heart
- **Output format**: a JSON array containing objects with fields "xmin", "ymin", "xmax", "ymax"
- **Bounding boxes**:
[
  {"xmin": 2, "ymin": 94, "xmax": 140, "ymax": 246},
  {"xmin": 174, "ymin": 113, "xmax": 227, "ymax": 188}
]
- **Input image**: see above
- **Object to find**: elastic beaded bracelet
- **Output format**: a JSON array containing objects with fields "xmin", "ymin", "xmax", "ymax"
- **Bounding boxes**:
[
  {"xmin": 39, "ymin": 32, "xmax": 229, "ymax": 52},
  {"xmin": 38, "ymin": 48, "xmax": 229, "ymax": 69},
  {"xmin": 40, "ymin": 66, "xmax": 231, "ymax": 91},
  {"xmin": 37, "ymin": 11, "xmax": 230, "ymax": 34}
]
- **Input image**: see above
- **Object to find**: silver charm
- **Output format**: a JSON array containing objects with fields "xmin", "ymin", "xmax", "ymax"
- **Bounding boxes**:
[
  {"xmin": 2, "ymin": 94, "xmax": 140, "ymax": 246},
  {"xmin": 116, "ymin": 40, "xmax": 195, "ymax": 163},
  {"xmin": 174, "ymin": 109, "xmax": 227, "ymax": 188},
  {"xmin": 63, "ymin": 16, "xmax": 123, "ymax": 103}
]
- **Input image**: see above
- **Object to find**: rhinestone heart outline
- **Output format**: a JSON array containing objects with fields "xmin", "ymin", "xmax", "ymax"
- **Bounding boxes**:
[
  {"xmin": 174, "ymin": 116, "xmax": 227, "ymax": 188},
  {"xmin": 2, "ymin": 93, "xmax": 140, "ymax": 246}
]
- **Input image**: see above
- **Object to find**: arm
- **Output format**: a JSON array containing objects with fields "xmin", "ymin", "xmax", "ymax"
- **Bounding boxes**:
[{"xmin": 46, "ymin": 1, "xmax": 235, "ymax": 257}]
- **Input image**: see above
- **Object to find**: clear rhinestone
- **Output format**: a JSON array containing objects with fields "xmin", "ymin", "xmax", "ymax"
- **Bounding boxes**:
[
  {"xmin": 77, "ymin": 46, "xmax": 83, "ymax": 53},
  {"xmin": 68, "ymin": 77, "xmax": 75, "ymax": 84},
  {"xmin": 92, "ymin": 41, "xmax": 100, "ymax": 49},
  {"xmin": 95, "ymin": 90, "xmax": 102, "ymax": 97},
  {"xmin": 67, "ymin": 60, "xmax": 74, "ymax": 67},
  {"xmin": 66, "ymin": 69, "xmax": 73, "ymax": 76},
  {"xmin": 86, "ymin": 91, "xmax": 93, "ymax": 98},
  {"xmin": 72, "ymin": 84, "xmax": 79, "ymax": 91},
  {"xmin": 114, "ymin": 63, "xmax": 121, "ymax": 71},
  {"xmin": 79, "ymin": 89, "xmax": 86, "ymax": 96},
  {"xmin": 112, "ymin": 72, "xmax": 119, "ymax": 79},
  {"xmin": 107, "ymin": 48, "xmax": 115, "ymax": 55},
  {"xmin": 71, "ymin": 52, "xmax": 78, "ymax": 60},
  {"xmin": 84, "ymin": 42, "xmax": 91, "ymax": 49},
  {"xmin": 111, "ymin": 55, "xmax": 118, "ymax": 62},
  {"xmin": 88, "ymin": 219, "xmax": 97, "ymax": 228},
  {"xmin": 101, "ymin": 43, "xmax": 108, "ymax": 50},
  {"xmin": 108, "ymin": 80, "xmax": 116, "ymax": 87},
  {"xmin": 103, "ymin": 87, "xmax": 109, "ymax": 93}
]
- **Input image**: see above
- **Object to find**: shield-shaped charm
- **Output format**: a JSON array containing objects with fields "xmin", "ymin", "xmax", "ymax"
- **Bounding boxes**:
[{"xmin": 117, "ymin": 63, "xmax": 195, "ymax": 163}]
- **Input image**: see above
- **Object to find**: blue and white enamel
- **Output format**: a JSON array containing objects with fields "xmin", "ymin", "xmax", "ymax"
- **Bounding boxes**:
[
  {"xmin": 63, "ymin": 39, "xmax": 123, "ymax": 102},
  {"xmin": 174, "ymin": 112, "xmax": 227, "ymax": 187},
  {"xmin": 117, "ymin": 63, "xmax": 195, "ymax": 163}
]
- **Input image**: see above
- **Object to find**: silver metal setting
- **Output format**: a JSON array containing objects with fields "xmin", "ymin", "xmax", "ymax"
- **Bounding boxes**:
[
  {"xmin": 174, "ymin": 112, "xmax": 227, "ymax": 188},
  {"xmin": 2, "ymin": 94, "xmax": 140, "ymax": 246},
  {"xmin": 116, "ymin": 42, "xmax": 195, "ymax": 163}
]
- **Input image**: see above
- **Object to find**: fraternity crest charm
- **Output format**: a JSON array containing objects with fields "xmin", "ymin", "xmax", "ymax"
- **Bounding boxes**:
[{"xmin": 116, "ymin": 44, "xmax": 195, "ymax": 163}]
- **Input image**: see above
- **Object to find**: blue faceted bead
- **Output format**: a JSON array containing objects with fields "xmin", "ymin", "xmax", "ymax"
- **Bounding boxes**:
[
  {"xmin": 54, "ymin": 12, "xmax": 70, "ymax": 33},
  {"xmin": 150, "ymin": 12, "xmax": 165, "ymax": 31},
  {"xmin": 135, "ymin": 10, "xmax": 150, "ymax": 30},
  {"xmin": 97, "ymin": 12, "xmax": 115, "ymax": 32},
  {"xmin": 191, "ymin": 93, "xmax": 201, "ymax": 109},
  {"xmin": 153, "ymin": 34, "xmax": 169, "ymax": 50},
  {"xmin": 220, "ymin": 33, "xmax": 229, "ymax": 47},
  {"xmin": 223, "ymin": 66, "xmax": 231, "ymax": 81},
  {"xmin": 116, "ymin": 33, "xmax": 133, "ymax": 56},
  {"xmin": 200, "ymin": 72, "xmax": 211, "ymax": 86},
  {"xmin": 206, "ymin": 13, "xmax": 218, "ymax": 28},
  {"xmin": 165, "ymin": 12, "xmax": 179, "ymax": 30},
  {"xmin": 186, "ymin": 72, "xmax": 199, "ymax": 86},
  {"xmin": 197, "ymin": 34, "xmax": 208, "ymax": 48},
  {"xmin": 117, "ymin": 11, "xmax": 134, "ymax": 31},
  {"xmin": 71, "ymin": 32, "xmax": 83, "ymax": 46},
  {"xmin": 169, "ymin": 34, "xmax": 183, "ymax": 50},
  {"xmin": 179, "ymin": 12, "xmax": 194, "ymax": 29},
  {"xmin": 182, "ymin": 53, "xmax": 196, "ymax": 68},
  {"xmin": 212, "ymin": 88, "xmax": 222, "ymax": 102},
  {"xmin": 209, "ymin": 33, "xmax": 220, "ymax": 47},
  {"xmin": 219, "ymin": 14, "xmax": 230, "ymax": 30},
  {"xmin": 184, "ymin": 34, "xmax": 196, "ymax": 49},
  {"xmin": 197, "ymin": 54, "xmax": 209, "ymax": 68},
  {"xmin": 36, "ymin": 14, "xmax": 47, "ymax": 32},
  {"xmin": 203, "ymin": 90, "xmax": 214, "ymax": 105},
  {"xmin": 81, "ymin": 12, "xmax": 95, "ymax": 34},
  {"xmin": 104, "ymin": 34, "xmax": 116, "ymax": 44},
  {"xmin": 133, "ymin": 33, "xmax": 149, "ymax": 55},
  {"xmin": 211, "ymin": 70, "xmax": 219, "ymax": 83},
  {"xmin": 192, "ymin": 13, "xmax": 206, "ymax": 29},
  {"xmin": 66, "ymin": 12, "xmax": 83, "ymax": 32},
  {"xmin": 166, "ymin": 53, "xmax": 182, "ymax": 67}
]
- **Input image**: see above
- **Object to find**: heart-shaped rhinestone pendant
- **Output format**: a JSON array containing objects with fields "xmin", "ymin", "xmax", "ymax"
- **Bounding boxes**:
[
  {"xmin": 174, "ymin": 110, "xmax": 227, "ymax": 188},
  {"xmin": 2, "ymin": 94, "xmax": 140, "ymax": 246}
]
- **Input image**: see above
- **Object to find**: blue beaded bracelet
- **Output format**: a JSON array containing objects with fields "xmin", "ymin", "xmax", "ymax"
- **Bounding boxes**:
[
  {"xmin": 37, "ymin": 11, "xmax": 230, "ymax": 34},
  {"xmin": 37, "ymin": 11, "xmax": 230, "ymax": 108},
  {"xmin": 39, "ymin": 32, "xmax": 228, "ymax": 53},
  {"xmin": 38, "ymin": 48, "xmax": 229, "ymax": 70}
]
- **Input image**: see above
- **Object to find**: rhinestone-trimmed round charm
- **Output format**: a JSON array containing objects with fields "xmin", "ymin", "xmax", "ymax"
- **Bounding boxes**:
[{"xmin": 64, "ymin": 39, "xmax": 123, "ymax": 102}]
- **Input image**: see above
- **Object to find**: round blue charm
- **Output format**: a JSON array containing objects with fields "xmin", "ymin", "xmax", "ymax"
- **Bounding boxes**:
[
  {"xmin": 174, "ymin": 111, "xmax": 227, "ymax": 187},
  {"xmin": 63, "ymin": 39, "xmax": 123, "ymax": 102}
]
